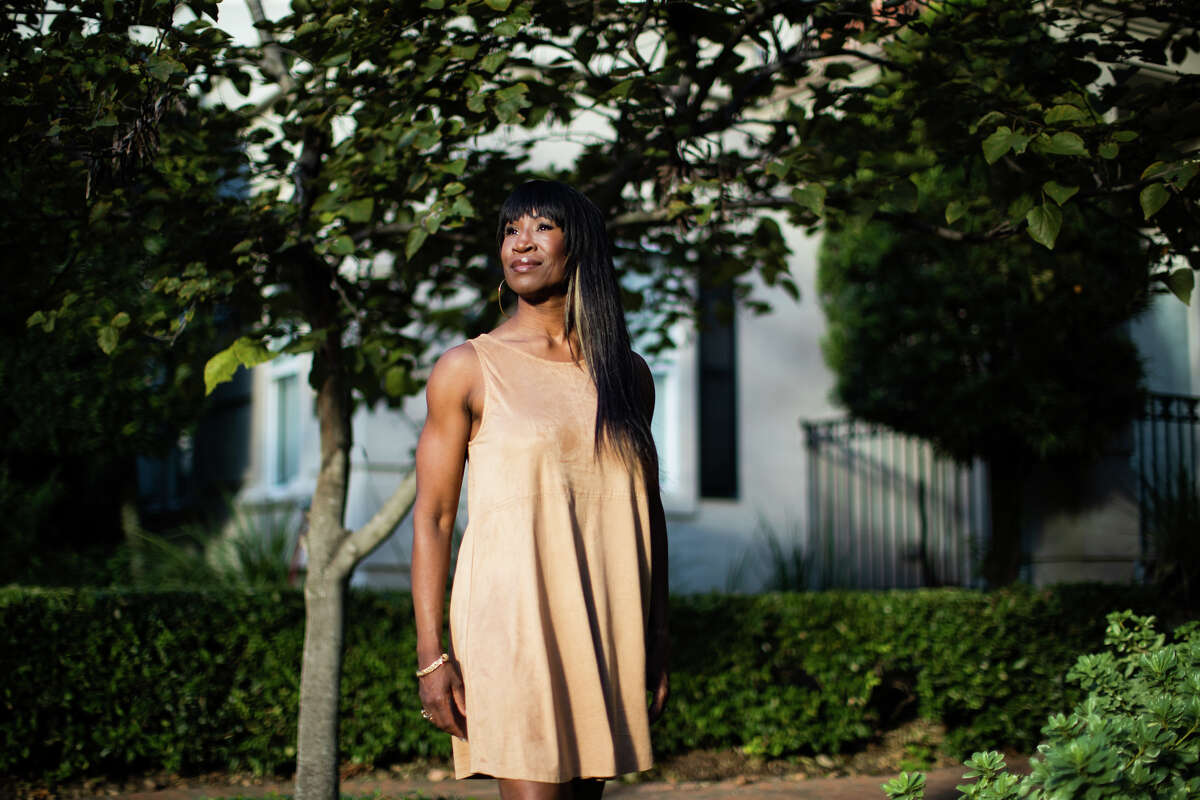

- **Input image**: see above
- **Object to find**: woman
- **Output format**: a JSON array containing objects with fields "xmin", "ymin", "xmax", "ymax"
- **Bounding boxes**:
[{"xmin": 410, "ymin": 180, "xmax": 670, "ymax": 800}]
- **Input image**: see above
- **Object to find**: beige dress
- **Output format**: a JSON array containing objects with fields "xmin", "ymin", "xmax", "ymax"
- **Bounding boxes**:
[{"xmin": 448, "ymin": 332, "xmax": 655, "ymax": 782}]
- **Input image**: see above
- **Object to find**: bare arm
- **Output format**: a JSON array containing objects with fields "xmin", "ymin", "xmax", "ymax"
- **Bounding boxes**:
[
  {"xmin": 411, "ymin": 342, "xmax": 481, "ymax": 738},
  {"xmin": 634, "ymin": 353, "xmax": 670, "ymax": 723}
]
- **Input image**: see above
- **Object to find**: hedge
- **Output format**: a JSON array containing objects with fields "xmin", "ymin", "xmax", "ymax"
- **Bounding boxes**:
[{"xmin": 0, "ymin": 585, "xmax": 1189, "ymax": 784}]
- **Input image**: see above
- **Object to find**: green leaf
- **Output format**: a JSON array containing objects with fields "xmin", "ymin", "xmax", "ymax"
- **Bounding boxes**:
[
  {"xmin": 329, "ymin": 235, "xmax": 356, "ymax": 256},
  {"xmin": 1168, "ymin": 161, "xmax": 1199, "ymax": 191},
  {"xmin": 384, "ymin": 366, "xmax": 412, "ymax": 397},
  {"xmin": 1007, "ymin": 193, "xmax": 1035, "ymax": 222},
  {"xmin": 982, "ymin": 126, "xmax": 1015, "ymax": 164},
  {"xmin": 479, "ymin": 51, "xmax": 507, "ymax": 73},
  {"xmin": 147, "ymin": 53, "xmax": 183, "ymax": 82},
  {"xmin": 1044, "ymin": 104, "xmax": 1089, "ymax": 125},
  {"xmin": 204, "ymin": 345, "xmax": 239, "ymax": 395},
  {"xmin": 232, "ymin": 337, "xmax": 277, "ymax": 368},
  {"xmin": 1140, "ymin": 183, "xmax": 1169, "ymax": 220},
  {"xmin": 1099, "ymin": 141, "xmax": 1119, "ymax": 160},
  {"xmin": 443, "ymin": 181, "xmax": 466, "ymax": 196},
  {"xmin": 1111, "ymin": 130, "xmax": 1138, "ymax": 142},
  {"xmin": 945, "ymin": 199, "xmax": 966, "ymax": 224},
  {"xmin": 484, "ymin": 0, "xmax": 510, "ymax": 9},
  {"xmin": 406, "ymin": 227, "xmax": 428, "ymax": 260},
  {"xmin": 1163, "ymin": 269, "xmax": 1194, "ymax": 305},
  {"xmin": 971, "ymin": 110, "xmax": 1005, "ymax": 133},
  {"xmin": 1042, "ymin": 131, "xmax": 1088, "ymax": 156},
  {"xmin": 792, "ymin": 184, "xmax": 826, "ymax": 217},
  {"xmin": 97, "ymin": 327, "xmax": 119, "ymax": 356},
  {"xmin": 1043, "ymin": 181, "xmax": 1078, "ymax": 206},
  {"xmin": 111, "ymin": 311, "xmax": 131, "ymax": 329},
  {"xmin": 1141, "ymin": 161, "xmax": 1170, "ymax": 180},
  {"xmin": 608, "ymin": 79, "xmax": 634, "ymax": 99},
  {"xmin": 450, "ymin": 195, "xmax": 475, "ymax": 218},
  {"xmin": 1026, "ymin": 203, "xmax": 1063, "ymax": 249},
  {"xmin": 341, "ymin": 197, "xmax": 374, "ymax": 224},
  {"xmin": 205, "ymin": 337, "xmax": 278, "ymax": 395}
]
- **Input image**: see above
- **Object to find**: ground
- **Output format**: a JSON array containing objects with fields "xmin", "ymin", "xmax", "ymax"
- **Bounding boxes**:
[{"xmin": 10, "ymin": 720, "xmax": 1008, "ymax": 800}]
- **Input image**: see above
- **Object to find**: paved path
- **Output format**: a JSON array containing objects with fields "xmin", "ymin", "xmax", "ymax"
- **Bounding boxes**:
[{"xmin": 99, "ymin": 765, "xmax": 1003, "ymax": 800}]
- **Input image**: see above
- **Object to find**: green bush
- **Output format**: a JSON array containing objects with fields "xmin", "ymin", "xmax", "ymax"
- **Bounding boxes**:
[
  {"xmin": 883, "ymin": 611, "xmax": 1200, "ymax": 800},
  {"xmin": 0, "ymin": 586, "xmax": 1189, "ymax": 785}
]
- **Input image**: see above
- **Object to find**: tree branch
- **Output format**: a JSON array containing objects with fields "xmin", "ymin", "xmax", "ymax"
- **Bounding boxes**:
[
  {"xmin": 874, "ymin": 210, "xmax": 1019, "ymax": 243},
  {"xmin": 244, "ymin": 0, "xmax": 296, "ymax": 96},
  {"xmin": 329, "ymin": 470, "xmax": 417, "ymax": 578}
]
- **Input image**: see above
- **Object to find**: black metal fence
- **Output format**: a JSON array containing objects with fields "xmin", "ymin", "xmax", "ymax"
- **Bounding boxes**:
[
  {"xmin": 1133, "ymin": 393, "xmax": 1200, "ymax": 571},
  {"xmin": 802, "ymin": 419, "xmax": 986, "ymax": 589}
]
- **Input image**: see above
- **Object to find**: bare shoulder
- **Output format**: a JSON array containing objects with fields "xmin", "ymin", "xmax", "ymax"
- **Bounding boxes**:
[{"xmin": 426, "ymin": 341, "xmax": 482, "ymax": 407}]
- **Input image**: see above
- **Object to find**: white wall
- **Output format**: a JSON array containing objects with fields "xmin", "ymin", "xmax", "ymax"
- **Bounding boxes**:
[{"xmin": 653, "ymin": 230, "xmax": 841, "ymax": 592}]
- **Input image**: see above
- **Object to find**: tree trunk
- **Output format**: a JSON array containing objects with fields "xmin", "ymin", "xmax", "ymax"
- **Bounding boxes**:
[
  {"xmin": 295, "ymin": 571, "xmax": 347, "ymax": 800},
  {"xmin": 982, "ymin": 456, "xmax": 1026, "ymax": 587},
  {"xmin": 289, "ymin": 322, "xmax": 422, "ymax": 800},
  {"xmin": 294, "ymin": 330, "xmax": 353, "ymax": 800}
]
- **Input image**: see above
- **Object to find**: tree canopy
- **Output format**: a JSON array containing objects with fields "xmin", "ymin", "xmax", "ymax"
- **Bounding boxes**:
[{"xmin": 0, "ymin": 0, "xmax": 248, "ymax": 577}]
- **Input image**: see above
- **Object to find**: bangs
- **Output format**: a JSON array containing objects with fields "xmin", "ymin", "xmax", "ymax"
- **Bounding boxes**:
[{"xmin": 496, "ymin": 180, "xmax": 571, "ymax": 244}]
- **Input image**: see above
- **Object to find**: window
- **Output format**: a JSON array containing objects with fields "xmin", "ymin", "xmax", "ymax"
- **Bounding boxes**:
[
  {"xmin": 698, "ymin": 284, "xmax": 738, "ymax": 498},
  {"xmin": 274, "ymin": 373, "xmax": 300, "ymax": 486}
]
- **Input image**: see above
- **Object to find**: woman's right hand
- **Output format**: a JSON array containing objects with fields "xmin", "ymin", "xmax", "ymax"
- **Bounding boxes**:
[{"xmin": 418, "ymin": 660, "xmax": 468, "ymax": 740}]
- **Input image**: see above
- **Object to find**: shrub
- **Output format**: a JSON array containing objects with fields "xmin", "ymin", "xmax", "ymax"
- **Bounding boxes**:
[
  {"xmin": 0, "ymin": 586, "xmax": 1190, "ymax": 785},
  {"xmin": 882, "ymin": 611, "xmax": 1200, "ymax": 800}
]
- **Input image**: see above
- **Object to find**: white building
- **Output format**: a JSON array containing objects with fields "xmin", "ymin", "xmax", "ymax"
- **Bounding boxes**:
[{"xmin": 220, "ymin": 233, "xmax": 1198, "ymax": 593}]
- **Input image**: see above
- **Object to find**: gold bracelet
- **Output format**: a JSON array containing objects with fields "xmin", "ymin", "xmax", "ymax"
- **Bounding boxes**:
[{"xmin": 416, "ymin": 653, "xmax": 449, "ymax": 678}]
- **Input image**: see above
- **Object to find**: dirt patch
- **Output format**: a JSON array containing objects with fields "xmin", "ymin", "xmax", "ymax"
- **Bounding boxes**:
[
  {"xmin": 632, "ymin": 718, "xmax": 961, "ymax": 784},
  {"xmin": 13, "ymin": 720, "xmax": 1002, "ymax": 799}
]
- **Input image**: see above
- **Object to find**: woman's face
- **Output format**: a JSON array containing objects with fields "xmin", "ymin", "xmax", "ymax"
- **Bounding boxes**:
[{"xmin": 500, "ymin": 213, "xmax": 568, "ymax": 296}]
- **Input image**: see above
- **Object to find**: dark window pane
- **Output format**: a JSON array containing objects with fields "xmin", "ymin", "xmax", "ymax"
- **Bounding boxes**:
[{"xmin": 699, "ymin": 285, "xmax": 738, "ymax": 498}]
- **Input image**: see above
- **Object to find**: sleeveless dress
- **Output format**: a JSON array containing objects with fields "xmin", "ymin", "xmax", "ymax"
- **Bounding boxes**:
[{"xmin": 447, "ymin": 332, "xmax": 655, "ymax": 782}]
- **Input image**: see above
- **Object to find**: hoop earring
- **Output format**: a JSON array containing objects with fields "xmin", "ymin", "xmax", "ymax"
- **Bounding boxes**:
[{"xmin": 496, "ymin": 279, "xmax": 511, "ymax": 319}]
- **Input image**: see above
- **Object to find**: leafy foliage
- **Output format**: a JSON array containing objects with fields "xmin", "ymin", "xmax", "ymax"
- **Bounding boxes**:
[
  {"xmin": 785, "ymin": 0, "xmax": 1199, "ymax": 299},
  {"xmin": 552, "ymin": 1, "xmax": 1199, "ymax": 301},
  {"xmin": 0, "ymin": 1, "xmax": 251, "ymax": 569},
  {"xmin": 883, "ymin": 612, "xmax": 1200, "ymax": 800},
  {"xmin": 816, "ymin": 156, "xmax": 1150, "ymax": 584},
  {"xmin": 817, "ymin": 185, "xmax": 1148, "ymax": 467},
  {"xmin": 2, "ymin": 586, "xmax": 1191, "ymax": 785}
]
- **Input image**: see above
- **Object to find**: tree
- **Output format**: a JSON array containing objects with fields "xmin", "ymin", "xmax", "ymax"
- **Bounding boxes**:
[
  {"xmin": 769, "ymin": 0, "xmax": 1200, "ymax": 299},
  {"xmin": 797, "ymin": 0, "xmax": 1198, "ymax": 584},
  {"xmin": 0, "ymin": 0, "xmax": 248, "ymax": 579},
  {"xmin": 818, "ymin": 171, "xmax": 1150, "ymax": 586},
  {"xmin": 545, "ymin": 0, "xmax": 1198, "ymax": 298}
]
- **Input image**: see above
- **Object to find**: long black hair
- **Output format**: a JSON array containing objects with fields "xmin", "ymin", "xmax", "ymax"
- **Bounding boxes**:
[{"xmin": 497, "ymin": 180, "xmax": 657, "ymax": 474}]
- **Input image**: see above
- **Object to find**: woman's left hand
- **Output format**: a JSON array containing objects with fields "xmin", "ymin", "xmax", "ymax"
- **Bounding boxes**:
[{"xmin": 647, "ymin": 631, "xmax": 670, "ymax": 723}]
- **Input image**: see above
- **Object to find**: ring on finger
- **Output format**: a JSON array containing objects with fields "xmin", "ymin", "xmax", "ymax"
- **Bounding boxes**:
[{"xmin": 421, "ymin": 709, "xmax": 432, "ymax": 721}]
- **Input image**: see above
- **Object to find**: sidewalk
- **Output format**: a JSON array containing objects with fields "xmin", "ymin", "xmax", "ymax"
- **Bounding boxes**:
[{"xmin": 102, "ymin": 764, "xmax": 1000, "ymax": 800}]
